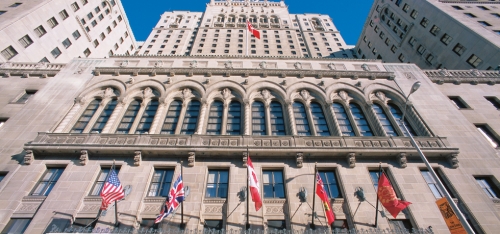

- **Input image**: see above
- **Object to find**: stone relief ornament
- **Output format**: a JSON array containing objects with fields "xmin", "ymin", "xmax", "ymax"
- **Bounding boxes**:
[
  {"xmin": 259, "ymin": 61, "xmax": 267, "ymax": 69},
  {"xmin": 119, "ymin": 60, "xmax": 129, "ymax": 67},
  {"xmin": 134, "ymin": 151, "xmax": 142, "ymax": 166},
  {"xmin": 294, "ymin": 62, "xmax": 302, "ymax": 70},
  {"xmin": 347, "ymin": 153, "xmax": 355, "ymax": 168},
  {"xmin": 222, "ymin": 88, "xmax": 232, "ymax": 100},
  {"xmin": 470, "ymin": 69, "xmax": 482, "ymax": 77},
  {"xmin": 261, "ymin": 89, "xmax": 271, "ymax": 100},
  {"xmin": 375, "ymin": 91, "xmax": 386, "ymax": 102},
  {"xmin": 361, "ymin": 63, "xmax": 370, "ymax": 71},
  {"xmin": 128, "ymin": 77, "xmax": 134, "ymax": 85},
  {"xmin": 80, "ymin": 150, "xmax": 88, "ymax": 165},
  {"xmin": 448, "ymin": 153, "xmax": 459, "ymax": 169},
  {"xmin": 328, "ymin": 63, "xmax": 336, "ymax": 70},
  {"xmin": 224, "ymin": 61, "xmax": 233, "ymax": 69},
  {"xmin": 189, "ymin": 60, "xmax": 198, "ymax": 68},
  {"xmin": 0, "ymin": 62, "xmax": 12, "ymax": 68},
  {"xmin": 243, "ymin": 152, "xmax": 248, "ymax": 167},
  {"xmin": 182, "ymin": 88, "xmax": 194, "ymax": 100},
  {"xmin": 102, "ymin": 88, "xmax": 115, "ymax": 99},
  {"xmin": 296, "ymin": 153, "xmax": 303, "ymax": 168},
  {"xmin": 142, "ymin": 87, "xmax": 154, "ymax": 99},
  {"xmin": 154, "ymin": 61, "xmax": 163, "ymax": 68},
  {"xmin": 300, "ymin": 89, "xmax": 310, "ymax": 101},
  {"xmin": 24, "ymin": 150, "xmax": 34, "ymax": 165},
  {"xmin": 438, "ymin": 69, "xmax": 450, "ymax": 77},
  {"xmin": 188, "ymin": 152, "xmax": 195, "ymax": 167},
  {"xmin": 398, "ymin": 153, "xmax": 407, "ymax": 168},
  {"xmin": 338, "ymin": 90, "xmax": 349, "ymax": 102}
]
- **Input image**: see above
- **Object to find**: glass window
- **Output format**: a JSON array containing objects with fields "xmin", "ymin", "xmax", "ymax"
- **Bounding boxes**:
[
  {"xmin": 373, "ymin": 104, "xmax": 397, "ymax": 136},
  {"xmin": 116, "ymin": 100, "xmax": 140, "ymax": 134},
  {"xmin": 421, "ymin": 170, "xmax": 446, "ymax": 198},
  {"xmin": 16, "ymin": 90, "xmax": 36, "ymax": 104},
  {"xmin": 90, "ymin": 167, "xmax": 119, "ymax": 195},
  {"xmin": 485, "ymin": 97, "xmax": 500, "ymax": 109},
  {"xmin": 72, "ymin": 218, "xmax": 97, "ymax": 229},
  {"xmin": 0, "ymin": 172, "xmax": 6, "ymax": 182},
  {"xmin": 310, "ymin": 102, "xmax": 330, "ymax": 136},
  {"xmin": 475, "ymin": 177, "xmax": 499, "ymax": 198},
  {"xmin": 31, "ymin": 168, "xmax": 64, "ymax": 196},
  {"xmin": 388, "ymin": 103, "xmax": 417, "ymax": 136},
  {"xmin": 349, "ymin": 103, "xmax": 373, "ymax": 136},
  {"xmin": 226, "ymin": 102, "xmax": 241, "ymax": 135},
  {"xmin": 318, "ymin": 171, "xmax": 342, "ymax": 198},
  {"xmin": 148, "ymin": 169, "xmax": 174, "ymax": 197},
  {"xmin": 161, "ymin": 100, "xmax": 182, "ymax": 134},
  {"xmin": 389, "ymin": 220, "xmax": 413, "ymax": 232},
  {"xmin": 475, "ymin": 125, "xmax": 500, "ymax": 148},
  {"xmin": 206, "ymin": 170, "xmax": 229, "ymax": 198},
  {"xmin": 270, "ymin": 101, "xmax": 285, "ymax": 136},
  {"xmin": 449, "ymin": 96, "xmax": 468, "ymax": 109},
  {"xmin": 1, "ymin": 46, "xmax": 18, "ymax": 60},
  {"xmin": 71, "ymin": 99, "xmax": 101, "ymax": 133},
  {"xmin": 263, "ymin": 170, "xmax": 285, "ymax": 198},
  {"xmin": 207, "ymin": 101, "xmax": 223, "ymax": 135},
  {"xmin": 293, "ymin": 102, "xmax": 311, "ymax": 136},
  {"xmin": 252, "ymin": 101, "xmax": 266, "ymax": 136},
  {"xmin": 467, "ymin": 54, "xmax": 482, "ymax": 68},
  {"xmin": 1, "ymin": 219, "xmax": 31, "ymax": 234},
  {"xmin": 180, "ymin": 100, "xmax": 200, "ymax": 134},
  {"xmin": 204, "ymin": 220, "xmax": 223, "ymax": 231},
  {"xmin": 369, "ymin": 171, "xmax": 380, "ymax": 191},
  {"xmin": 332, "ymin": 103, "xmax": 355, "ymax": 136},
  {"xmin": 267, "ymin": 220, "xmax": 286, "ymax": 231},
  {"xmin": 135, "ymin": 100, "xmax": 158, "ymax": 134},
  {"xmin": 91, "ymin": 99, "xmax": 117, "ymax": 133}
]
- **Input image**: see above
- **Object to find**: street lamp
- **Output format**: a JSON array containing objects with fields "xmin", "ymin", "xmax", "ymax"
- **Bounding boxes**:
[{"xmin": 401, "ymin": 81, "xmax": 475, "ymax": 234}]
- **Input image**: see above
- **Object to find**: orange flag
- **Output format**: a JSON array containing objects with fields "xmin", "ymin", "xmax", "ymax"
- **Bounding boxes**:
[{"xmin": 377, "ymin": 173, "xmax": 411, "ymax": 218}]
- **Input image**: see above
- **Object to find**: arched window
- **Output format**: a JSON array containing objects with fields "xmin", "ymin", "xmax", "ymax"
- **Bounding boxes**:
[
  {"xmin": 135, "ymin": 100, "xmax": 159, "ymax": 134},
  {"xmin": 116, "ymin": 99, "xmax": 141, "ymax": 134},
  {"xmin": 252, "ymin": 101, "xmax": 266, "ymax": 136},
  {"xmin": 349, "ymin": 103, "xmax": 373, "ymax": 136},
  {"xmin": 388, "ymin": 103, "xmax": 417, "ymax": 136},
  {"xmin": 332, "ymin": 103, "xmax": 355, "ymax": 136},
  {"xmin": 372, "ymin": 104, "xmax": 398, "ymax": 136},
  {"xmin": 91, "ymin": 99, "xmax": 117, "ymax": 133},
  {"xmin": 293, "ymin": 102, "xmax": 311, "ymax": 136},
  {"xmin": 71, "ymin": 99, "xmax": 101, "ymax": 133},
  {"xmin": 180, "ymin": 100, "xmax": 200, "ymax": 135},
  {"xmin": 227, "ymin": 101, "xmax": 241, "ymax": 135},
  {"xmin": 207, "ymin": 101, "xmax": 223, "ymax": 135},
  {"xmin": 270, "ymin": 101, "xmax": 286, "ymax": 136},
  {"xmin": 310, "ymin": 102, "xmax": 330, "ymax": 136},
  {"xmin": 161, "ymin": 100, "xmax": 182, "ymax": 134}
]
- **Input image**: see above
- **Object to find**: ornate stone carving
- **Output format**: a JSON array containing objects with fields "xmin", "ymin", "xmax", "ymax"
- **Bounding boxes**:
[
  {"xmin": 182, "ymin": 88, "xmax": 194, "ymax": 100},
  {"xmin": 224, "ymin": 61, "xmax": 233, "ymax": 69},
  {"xmin": 24, "ymin": 150, "xmax": 34, "ymax": 165},
  {"xmin": 119, "ymin": 60, "xmax": 129, "ymax": 67},
  {"xmin": 102, "ymin": 88, "xmax": 114, "ymax": 99},
  {"xmin": 134, "ymin": 151, "xmax": 142, "ymax": 166},
  {"xmin": 189, "ymin": 60, "xmax": 198, "ymax": 68},
  {"xmin": 259, "ymin": 61, "xmax": 267, "ymax": 69},
  {"xmin": 296, "ymin": 153, "xmax": 303, "ymax": 168},
  {"xmin": 300, "ymin": 89, "xmax": 310, "ymax": 101},
  {"xmin": 448, "ymin": 153, "xmax": 459, "ymax": 169},
  {"xmin": 294, "ymin": 62, "xmax": 302, "ymax": 70},
  {"xmin": 0, "ymin": 62, "xmax": 12, "ymax": 68},
  {"xmin": 205, "ymin": 206, "xmax": 223, "ymax": 213},
  {"xmin": 142, "ymin": 87, "xmax": 154, "ymax": 99},
  {"xmin": 328, "ymin": 63, "xmax": 336, "ymax": 70},
  {"xmin": 347, "ymin": 153, "xmax": 355, "ymax": 168},
  {"xmin": 398, "ymin": 153, "xmax": 407, "ymax": 168},
  {"xmin": 361, "ymin": 63, "xmax": 369, "ymax": 71},
  {"xmin": 80, "ymin": 150, "xmax": 88, "ymax": 165},
  {"xmin": 128, "ymin": 77, "xmax": 134, "ymax": 85},
  {"xmin": 438, "ymin": 69, "xmax": 450, "ymax": 77},
  {"xmin": 243, "ymin": 152, "xmax": 248, "ymax": 167},
  {"xmin": 188, "ymin": 152, "xmax": 195, "ymax": 167},
  {"xmin": 339, "ymin": 90, "xmax": 349, "ymax": 102},
  {"xmin": 154, "ymin": 61, "xmax": 163, "ymax": 68},
  {"xmin": 375, "ymin": 91, "xmax": 386, "ymax": 102},
  {"xmin": 222, "ymin": 88, "xmax": 232, "ymax": 100},
  {"xmin": 261, "ymin": 89, "xmax": 271, "ymax": 100}
]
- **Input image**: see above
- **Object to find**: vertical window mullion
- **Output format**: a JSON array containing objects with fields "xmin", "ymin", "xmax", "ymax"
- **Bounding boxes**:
[
  {"xmin": 71, "ymin": 100, "xmax": 101, "ymax": 133},
  {"xmin": 293, "ymin": 102, "xmax": 311, "ymax": 136},
  {"xmin": 91, "ymin": 99, "xmax": 117, "ymax": 133},
  {"xmin": 349, "ymin": 103, "xmax": 373, "ymax": 136},
  {"xmin": 181, "ymin": 100, "xmax": 200, "ymax": 134},
  {"xmin": 310, "ymin": 102, "xmax": 330, "ymax": 136}
]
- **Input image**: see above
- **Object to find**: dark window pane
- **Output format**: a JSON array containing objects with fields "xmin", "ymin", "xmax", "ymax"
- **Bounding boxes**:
[
  {"xmin": 2, "ymin": 219, "xmax": 31, "ymax": 234},
  {"xmin": 333, "ymin": 103, "xmax": 355, "ymax": 136},
  {"xmin": 227, "ymin": 102, "xmax": 242, "ymax": 135},
  {"xmin": 181, "ymin": 100, "xmax": 200, "ymax": 134},
  {"xmin": 270, "ymin": 101, "xmax": 286, "ymax": 135},
  {"xmin": 91, "ymin": 99, "xmax": 117, "ymax": 132},
  {"xmin": 116, "ymin": 100, "xmax": 140, "ymax": 134},
  {"xmin": 252, "ymin": 101, "xmax": 266, "ymax": 135},
  {"xmin": 388, "ymin": 103, "xmax": 417, "ymax": 136},
  {"xmin": 136, "ymin": 100, "xmax": 158, "ymax": 133},
  {"xmin": 294, "ymin": 102, "xmax": 311, "ymax": 136},
  {"xmin": 350, "ymin": 103, "xmax": 373, "ymax": 136},
  {"xmin": 310, "ymin": 102, "xmax": 330, "ymax": 136},
  {"xmin": 71, "ymin": 99, "xmax": 101, "ymax": 133},
  {"xmin": 373, "ymin": 104, "xmax": 398, "ymax": 136},
  {"xmin": 162, "ymin": 100, "xmax": 182, "ymax": 134},
  {"xmin": 207, "ymin": 101, "xmax": 223, "ymax": 135}
]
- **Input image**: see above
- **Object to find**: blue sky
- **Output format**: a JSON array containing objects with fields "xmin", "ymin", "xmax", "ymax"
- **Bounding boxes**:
[{"xmin": 121, "ymin": 0, "xmax": 374, "ymax": 45}]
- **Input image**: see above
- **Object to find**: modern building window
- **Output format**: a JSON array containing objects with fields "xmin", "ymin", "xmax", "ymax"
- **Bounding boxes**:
[
  {"xmin": 51, "ymin": 47, "xmax": 62, "ymax": 58},
  {"xmin": 464, "ymin": 13, "xmax": 476, "ymax": 18},
  {"xmin": 59, "ymin": 10, "xmax": 69, "ymax": 20},
  {"xmin": 72, "ymin": 30, "xmax": 81, "ymax": 40},
  {"xmin": 180, "ymin": 100, "xmax": 200, "ymax": 134},
  {"xmin": 91, "ymin": 99, "xmax": 117, "ymax": 133},
  {"xmin": 417, "ymin": 45, "xmax": 426, "ymax": 55},
  {"xmin": 310, "ymin": 102, "xmax": 330, "ymax": 136},
  {"xmin": 15, "ymin": 90, "xmax": 37, "ymax": 104},
  {"xmin": 135, "ymin": 100, "xmax": 158, "ymax": 133},
  {"xmin": 293, "ymin": 102, "xmax": 311, "ymax": 136},
  {"xmin": 18, "ymin": 35, "xmax": 33, "ymax": 48},
  {"xmin": 332, "ymin": 103, "xmax": 355, "ymax": 136},
  {"xmin": 477, "ymin": 6, "xmax": 489, "ymax": 10},
  {"xmin": 453, "ymin": 43, "xmax": 466, "ymax": 56},
  {"xmin": 420, "ymin": 170, "xmax": 448, "ymax": 198},
  {"xmin": 161, "ymin": 100, "xmax": 182, "ymax": 134},
  {"xmin": 31, "ymin": 167, "xmax": 65, "ymax": 196},
  {"xmin": 204, "ymin": 220, "xmax": 223, "ymax": 231},
  {"xmin": 475, "ymin": 124, "xmax": 500, "ymax": 148},
  {"xmin": 116, "ymin": 99, "xmax": 141, "ymax": 134},
  {"xmin": 34, "ymin": 25, "xmax": 47, "ymax": 37},
  {"xmin": 0, "ymin": 11, "xmax": 6, "ymax": 15},
  {"xmin": 0, "ymin": 118, "xmax": 8, "ymax": 129},
  {"xmin": 227, "ymin": 102, "xmax": 242, "ymax": 135},
  {"xmin": 62, "ymin": 38, "xmax": 72, "ymax": 48},
  {"xmin": 440, "ymin": 34, "xmax": 453, "ymax": 45},
  {"xmin": 373, "ymin": 104, "xmax": 398, "ymax": 136},
  {"xmin": 452, "ymin": 6, "xmax": 463, "ymax": 10},
  {"xmin": 467, "ymin": 54, "xmax": 482, "ymax": 68},
  {"xmin": 350, "ymin": 103, "xmax": 373, "ymax": 136},
  {"xmin": 89, "ymin": 167, "xmax": 119, "ymax": 195},
  {"xmin": 1, "ymin": 46, "xmax": 18, "ymax": 60},
  {"xmin": 47, "ymin": 17, "xmax": 59, "ymax": 28},
  {"xmin": 398, "ymin": 53, "xmax": 405, "ymax": 62},
  {"xmin": 426, "ymin": 54, "xmax": 434, "ymax": 63},
  {"xmin": 252, "ymin": 101, "xmax": 266, "ymax": 135},
  {"xmin": 318, "ymin": 171, "xmax": 342, "ymax": 198},
  {"xmin": 485, "ymin": 97, "xmax": 500, "ymax": 109},
  {"xmin": 429, "ymin": 25, "xmax": 440, "ymax": 35},
  {"xmin": 9, "ymin": 2, "xmax": 22, "ymax": 7},
  {"xmin": 1, "ymin": 219, "xmax": 31, "ymax": 234},
  {"xmin": 420, "ymin": 18, "xmax": 429, "ymax": 28},
  {"xmin": 148, "ymin": 169, "xmax": 174, "ymax": 197},
  {"xmin": 475, "ymin": 177, "xmax": 499, "ymax": 199},
  {"xmin": 410, "ymin": 10, "xmax": 418, "ymax": 19},
  {"xmin": 206, "ymin": 170, "xmax": 229, "ymax": 198},
  {"xmin": 388, "ymin": 103, "xmax": 417, "ymax": 136},
  {"xmin": 448, "ymin": 96, "xmax": 468, "ymax": 109},
  {"xmin": 71, "ymin": 99, "xmax": 101, "ymax": 133},
  {"xmin": 207, "ymin": 101, "xmax": 223, "ymax": 135},
  {"xmin": 263, "ymin": 170, "xmax": 285, "ymax": 198},
  {"xmin": 478, "ymin": 21, "xmax": 492, "ymax": 27}
]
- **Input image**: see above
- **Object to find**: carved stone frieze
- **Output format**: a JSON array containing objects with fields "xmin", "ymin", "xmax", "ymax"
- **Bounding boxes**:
[
  {"xmin": 134, "ymin": 151, "xmax": 142, "ymax": 166},
  {"xmin": 265, "ymin": 206, "xmax": 284, "ymax": 214},
  {"xmin": 296, "ymin": 153, "xmax": 303, "ymax": 168},
  {"xmin": 398, "ymin": 153, "xmax": 407, "ymax": 168},
  {"xmin": 347, "ymin": 153, "xmax": 355, "ymax": 168},
  {"xmin": 205, "ymin": 205, "xmax": 223, "ymax": 213},
  {"xmin": 24, "ymin": 150, "xmax": 34, "ymax": 165},
  {"xmin": 448, "ymin": 153, "xmax": 459, "ymax": 169},
  {"xmin": 80, "ymin": 150, "xmax": 88, "ymax": 165},
  {"xmin": 188, "ymin": 152, "xmax": 195, "ymax": 167}
]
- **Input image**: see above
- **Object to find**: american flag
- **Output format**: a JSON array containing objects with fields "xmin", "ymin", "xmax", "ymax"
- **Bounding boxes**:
[
  {"xmin": 100, "ymin": 168, "xmax": 125, "ymax": 210},
  {"xmin": 155, "ymin": 175, "xmax": 184, "ymax": 223}
]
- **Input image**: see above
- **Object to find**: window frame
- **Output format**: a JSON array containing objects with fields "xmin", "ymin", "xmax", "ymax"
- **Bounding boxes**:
[
  {"xmin": 205, "ymin": 169, "xmax": 229, "ymax": 198},
  {"xmin": 262, "ymin": 170, "xmax": 286, "ymax": 199},
  {"xmin": 30, "ymin": 167, "xmax": 65, "ymax": 196},
  {"xmin": 148, "ymin": 168, "xmax": 174, "ymax": 197}
]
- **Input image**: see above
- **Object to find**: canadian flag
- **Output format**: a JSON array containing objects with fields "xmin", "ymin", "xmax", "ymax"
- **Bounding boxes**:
[
  {"xmin": 247, "ymin": 20, "xmax": 261, "ymax": 39},
  {"xmin": 247, "ymin": 155, "xmax": 262, "ymax": 211}
]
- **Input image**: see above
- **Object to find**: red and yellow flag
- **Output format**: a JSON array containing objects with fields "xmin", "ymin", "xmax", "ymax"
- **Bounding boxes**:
[
  {"xmin": 377, "ymin": 173, "xmax": 411, "ymax": 218},
  {"xmin": 316, "ymin": 172, "xmax": 335, "ymax": 225}
]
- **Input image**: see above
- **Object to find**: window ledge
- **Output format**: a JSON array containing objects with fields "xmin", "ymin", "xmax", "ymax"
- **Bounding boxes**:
[
  {"xmin": 83, "ymin": 196, "xmax": 102, "ymax": 202},
  {"xmin": 204, "ymin": 198, "xmax": 226, "ymax": 203},
  {"xmin": 22, "ymin": 196, "xmax": 46, "ymax": 202},
  {"xmin": 264, "ymin": 198, "xmax": 286, "ymax": 204}
]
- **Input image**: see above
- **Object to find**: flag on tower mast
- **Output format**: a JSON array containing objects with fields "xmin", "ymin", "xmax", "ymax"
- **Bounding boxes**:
[{"xmin": 247, "ymin": 20, "xmax": 261, "ymax": 39}]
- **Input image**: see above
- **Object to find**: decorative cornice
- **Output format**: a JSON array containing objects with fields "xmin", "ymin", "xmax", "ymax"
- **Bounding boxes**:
[
  {"xmin": 109, "ymin": 54, "xmax": 377, "ymax": 62},
  {"xmin": 425, "ymin": 69, "xmax": 500, "ymax": 85},
  {"xmin": 22, "ymin": 196, "xmax": 46, "ymax": 202},
  {"xmin": 0, "ymin": 62, "xmax": 65, "ymax": 78},
  {"xmin": 204, "ymin": 198, "xmax": 227, "ymax": 204}
]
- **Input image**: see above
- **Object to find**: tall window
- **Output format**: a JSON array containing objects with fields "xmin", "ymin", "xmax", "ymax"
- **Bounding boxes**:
[
  {"xmin": 207, "ymin": 101, "xmax": 223, "ymax": 135},
  {"xmin": 161, "ymin": 100, "xmax": 182, "ymax": 134},
  {"xmin": 350, "ymin": 103, "xmax": 373, "ymax": 136},
  {"xmin": 91, "ymin": 99, "xmax": 117, "ymax": 133},
  {"xmin": 136, "ymin": 100, "xmax": 158, "ymax": 133},
  {"xmin": 206, "ymin": 170, "xmax": 229, "ymax": 198},
  {"xmin": 318, "ymin": 171, "xmax": 342, "ymax": 198},
  {"xmin": 263, "ymin": 170, "xmax": 285, "ymax": 198},
  {"xmin": 16, "ymin": 90, "xmax": 37, "ymax": 103},
  {"xmin": 475, "ymin": 177, "xmax": 499, "ymax": 198},
  {"xmin": 31, "ymin": 168, "xmax": 65, "ymax": 196},
  {"xmin": 1, "ymin": 219, "xmax": 31, "ymax": 234},
  {"xmin": 180, "ymin": 100, "xmax": 200, "ymax": 134},
  {"xmin": 293, "ymin": 102, "xmax": 311, "ymax": 136},
  {"xmin": 310, "ymin": 102, "xmax": 330, "ymax": 136},
  {"xmin": 475, "ymin": 124, "xmax": 500, "ymax": 148},
  {"xmin": 148, "ymin": 169, "xmax": 174, "ymax": 197},
  {"xmin": 71, "ymin": 99, "xmax": 101, "ymax": 133},
  {"xmin": 90, "ymin": 167, "xmax": 119, "ymax": 196},
  {"xmin": 372, "ymin": 104, "xmax": 397, "ymax": 136},
  {"xmin": 332, "ymin": 103, "xmax": 355, "ymax": 136},
  {"xmin": 421, "ymin": 170, "xmax": 447, "ymax": 198},
  {"xmin": 388, "ymin": 103, "xmax": 417, "ymax": 136},
  {"xmin": 116, "ymin": 100, "xmax": 140, "ymax": 134},
  {"xmin": 369, "ymin": 170, "xmax": 380, "ymax": 191},
  {"xmin": 226, "ymin": 102, "xmax": 241, "ymax": 135},
  {"xmin": 252, "ymin": 101, "xmax": 266, "ymax": 135},
  {"xmin": 270, "ymin": 101, "xmax": 286, "ymax": 136}
]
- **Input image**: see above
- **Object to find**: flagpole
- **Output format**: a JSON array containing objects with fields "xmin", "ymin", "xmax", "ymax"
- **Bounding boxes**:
[
  {"xmin": 374, "ymin": 162, "xmax": 381, "ymax": 228},
  {"xmin": 311, "ymin": 162, "xmax": 317, "ymax": 230},
  {"xmin": 246, "ymin": 148, "xmax": 250, "ymax": 230},
  {"xmin": 246, "ymin": 20, "xmax": 249, "ymax": 56},
  {"xmin": 113, "ymin": 160, "xmax": 119, "ymax": 227},
  {"xmin": 180, "ymin": 161, "xmax": 185, "ymax": 229}
]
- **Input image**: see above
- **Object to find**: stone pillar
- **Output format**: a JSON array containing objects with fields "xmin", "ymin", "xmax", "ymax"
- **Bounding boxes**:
[
  {"xmin": 101, "ymin": 102, "xmax": 124, "ymax": 133},
  {"xmin": 80, "ymin": 150, "xmax": 89, "ymax": 165},
  {"xmin": 195, "ymin": 100, "xmax": 208, "ymax": 135},
  {"xmin": 286, "ymin": 100, "xmax": 297, "ymax": 135},
  {"xmin": 244, "ymin": 99, "xmax": 251, "ymax": 135},
  {"xmin": 221, "ymin": 102, "xmax": 229, "ymax": 135},
  {"xmin": 149, "ymin": 102, "xmax": 166, "ymax": 134},
  {"xmin": 129, "ymin": 98, "xmax": 150, "ymax": 134},
  {"xmin": 398, "ymin": 153, "xmax": 407, "ymax": 168},
  {"xmin": 83, "ymin": 98, "xmax": 111, "ymax": 133},
  {"xmin": 53, "ymin": 103, "xmax": 82, "ymax": 133},
  {"xmin": 265, "ymin": 103, "xmax": 272, "ymax": 136},
  {"xmin": 304, "ymin": 103, "xmax": 316, "ymax": 136},
  {"xmin": 347, "ymin": 153, "xmax": 356, "ymax": 168}
]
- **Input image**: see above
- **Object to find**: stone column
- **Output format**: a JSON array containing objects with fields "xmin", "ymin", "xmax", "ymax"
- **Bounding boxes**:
[
  {"xmin": 221, "ymin": 102, "xmax": 229, "ymax": 135},
  {"xmin": 304, "ymin": 103, "xmax": 316, "ymax": 136},
  {"xmin": 83, "ymin": 98, "xmax": 111, "ymax": 133},
  {"xmin": 149, "ymin": 102, "xmax": 166, "ymax": 134},
  {"xmin": 195, "ymin": 99, "xmax": 208, "ymax": 135},
  {"xmin": 129, "ymin": 98, "xmax": 150, "ymax": 134},
  {"xmin": 244, "ymin": 99, "xmax": 251, "ymax": 135},
  {"xmin": 53, "ymin": 103, "xmax": 82, "ymax": 133},
  {"xmin": 101, "ymin": 101, "xmax": 124, "ymax": 133},
  {"xmin": 174, "ymin": 101, "xmax": 189, "ymax": 135},
  {"xmin": 286, "ymin": 100, "xmax": 297, "ymax": 135},
  {"xmin": 265, "ymin": 102, "xmax": 272, "ymax": 136}
]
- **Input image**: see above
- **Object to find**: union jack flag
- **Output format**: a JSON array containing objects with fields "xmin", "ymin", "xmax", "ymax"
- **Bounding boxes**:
[{"xmin": 155, "ymin": 175, "xmax": 184, "ymax": 223}]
